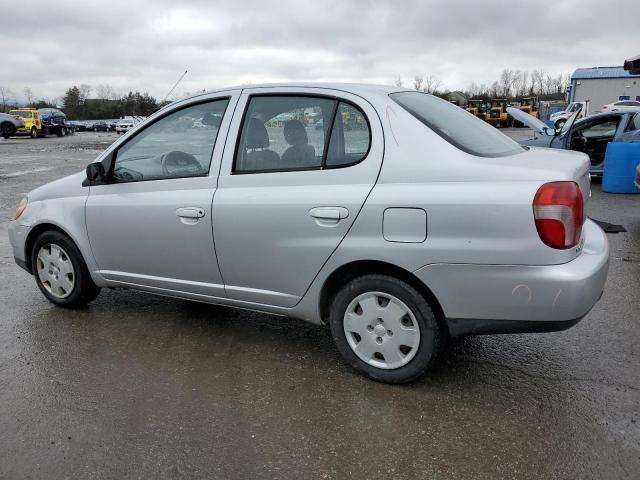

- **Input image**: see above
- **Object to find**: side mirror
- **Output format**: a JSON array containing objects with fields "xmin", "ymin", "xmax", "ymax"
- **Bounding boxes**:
[{"xmin": 86, "ymin": 162, "xmax": 106, "ymax": 181}]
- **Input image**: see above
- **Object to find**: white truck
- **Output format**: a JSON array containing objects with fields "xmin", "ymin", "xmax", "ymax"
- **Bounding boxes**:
[{"xmin": 550, "ymin": 101, "xmax": 590, "ymax": 129}]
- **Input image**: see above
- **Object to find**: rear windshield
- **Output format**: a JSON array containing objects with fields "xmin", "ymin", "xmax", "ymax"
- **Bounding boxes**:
[{"xmin": 390, "ymin": 92, "xmax": 524, "ymax": 157}]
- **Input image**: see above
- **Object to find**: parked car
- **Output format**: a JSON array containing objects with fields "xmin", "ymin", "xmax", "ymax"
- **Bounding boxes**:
[
  {"xmin": 91, "ymin": 121, "xmax": 109, "ymax": 132},
  {"xmin": 601, "ymin": 100, "xmax": 640, "ymax": 112},
  {"xmin": 38, "ymin": 108, "xmax": 72, "ymax": 137},
  {"xmin": 550, "ymin": 101, "xmax": 589, "ymax": 129},
  {"xmin": 68, "ymin": 121, "xmax": 86, "ymax": 132},
  {"xmin": 8, "ymin": 84, "xmax": 610, "ymax": 384},
  {"xmin": 115, "ymin": 117, "xmax": 138, "ymax": 134},
  {"xmin": 0, "ymin": 112, "xmax": 25, "ymax": 138},
  {"xmin": 509, "ymin": 106, "xmax": 640, "ymax": 176}
]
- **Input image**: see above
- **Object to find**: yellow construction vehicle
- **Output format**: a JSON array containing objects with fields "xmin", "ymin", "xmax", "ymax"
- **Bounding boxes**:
[
  {"xmin": 486, "ymin": 99, "xmax": 509, "ymax": 127},
  {"xmin": 518, "ymin": 97, "xmax": 539, "ymax": 119},
  {"xmin": 466, "ymin": 99, "xmax": 487, "ymax": 121}
]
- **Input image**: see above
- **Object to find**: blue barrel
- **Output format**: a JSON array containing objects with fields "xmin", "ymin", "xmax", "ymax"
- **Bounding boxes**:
[{"xmin": 602, "ymin": 142, "xmax": 640, "ymax": 194}]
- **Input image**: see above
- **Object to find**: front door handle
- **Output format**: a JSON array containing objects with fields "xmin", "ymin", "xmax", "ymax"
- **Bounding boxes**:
[
  {"xmin": 176, "ymin": 207, "xmax": 205, "ymax": 219},
  {"xmin": 309, "ymin": 207, "xmax": 349, "ymax": 221}
]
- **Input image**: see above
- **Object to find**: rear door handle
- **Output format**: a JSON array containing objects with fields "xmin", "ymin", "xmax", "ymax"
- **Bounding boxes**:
[
  {"xmin": 176, "ymin": 207, "xmax": 205, "ymax": 219},
  {"xmin": 309, "ymin": 207, "xmax": 349, "ymax": 221}
]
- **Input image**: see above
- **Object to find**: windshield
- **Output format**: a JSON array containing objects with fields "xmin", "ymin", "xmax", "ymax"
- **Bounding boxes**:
[
  {"xmin": 390, "ymin": 92, "xmax": 524, "ymax": 157},
  {"xmin": 12, "ymin": 110, "xmax": 33, "ymax": 118}
]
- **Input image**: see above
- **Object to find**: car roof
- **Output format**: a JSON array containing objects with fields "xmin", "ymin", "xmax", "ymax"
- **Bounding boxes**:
[
  {"xmin": 578, "ymin": 110, "xmax": 639, "ymax": 123},
  {"xmin": 171, "ymin": 83, "xmax": 409, "ymax": 106},
  {"xmin": 210, "ymin": 82, "xmax": 402, "ymax": 95},
  {"xmin": 159, "ymin": 82, "xmax": 411, "ymax": 113}
]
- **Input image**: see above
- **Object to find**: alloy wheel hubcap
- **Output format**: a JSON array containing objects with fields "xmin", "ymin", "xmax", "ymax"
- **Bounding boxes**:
[
  {"xmin": 343, "ymin": 291, "xmax": 420, "ymax": 370},
  {"xmin": 36, "ymin": 244, "xmax": 75, "ymax": 299}
]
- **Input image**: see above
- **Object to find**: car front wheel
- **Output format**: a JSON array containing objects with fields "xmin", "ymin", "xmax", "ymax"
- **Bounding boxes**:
[
  {"xmin": 31, "ymin": 231, "xmax": 101, "ymax": 308},
  {"xmin": 329, "ymin": 274, "xmax": 440, "ymax": 384}
]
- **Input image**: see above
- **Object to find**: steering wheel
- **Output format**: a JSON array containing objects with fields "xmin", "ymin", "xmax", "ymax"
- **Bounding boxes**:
[{"xmin": 161, "ymin": 151, "xmax": 204, "ymax": 177}]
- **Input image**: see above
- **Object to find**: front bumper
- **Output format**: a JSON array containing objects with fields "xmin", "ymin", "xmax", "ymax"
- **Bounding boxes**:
[
  {"xmin": 8, "ymin": 220, "xmax": 29, "ymax": 269},
  {"xmin": 414, "ymin": 219, "xmax": 610, "ymax": 336}
]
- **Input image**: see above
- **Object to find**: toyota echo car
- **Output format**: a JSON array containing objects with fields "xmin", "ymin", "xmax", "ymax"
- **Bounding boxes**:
[{"xmin": 9, "ymin": 84, "xmax": 610, "ymax": 383}]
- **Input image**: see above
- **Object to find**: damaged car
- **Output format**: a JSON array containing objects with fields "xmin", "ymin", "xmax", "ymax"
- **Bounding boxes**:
[{"xmin": 509, "ymin": 106, "xmax": 640, "ymax": 176}]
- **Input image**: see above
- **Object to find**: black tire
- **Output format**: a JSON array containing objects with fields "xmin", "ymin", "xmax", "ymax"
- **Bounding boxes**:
[
  {"xmin": 30, "ymin": 127, "xmax": 37, "ymax": 138},
  {"xmin": 1, "ymin": 122, "xmax": 16, "ymax": 138},
  {"xmin": 555, "ymin": 119, "xmax": 566, "ymax": 130},
  {"xmin": 30, "ymin": 231, "xmax": 101, "ymax": 308},
  {"xmin": 329, "ymin": 274, "xmax": 440, "ymax": 384}
]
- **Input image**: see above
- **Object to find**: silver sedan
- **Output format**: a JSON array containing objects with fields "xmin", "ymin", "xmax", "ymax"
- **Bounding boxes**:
[
  {"xmin": 1, "ymin": 112, "xmax": 25, "ymax": 138},
  {"xmin": 8, "ymin": 84, "xmax": 609, "ymax": 383}
]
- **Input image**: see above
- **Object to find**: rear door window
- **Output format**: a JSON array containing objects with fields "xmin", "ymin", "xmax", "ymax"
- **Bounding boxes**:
[{"xmin": 234, "ymin": 96, "xmax": 372, "ymax": 173}]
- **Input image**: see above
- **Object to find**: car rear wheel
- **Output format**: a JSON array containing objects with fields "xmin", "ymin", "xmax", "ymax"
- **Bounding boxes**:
[
  {"xmin": 329, "ymin": 274, "xmax": 440, "ymax": 384},
  {"xmin": 30, "ymin": 127, "xmax": 37, "ymax": 138},
  {"xmin": 31, "ymin": 231, "xmax": 101, "ymax": 308},
  {"xmin": 1, "ymin": 122, "xmax": 16, "ymax": 138}
]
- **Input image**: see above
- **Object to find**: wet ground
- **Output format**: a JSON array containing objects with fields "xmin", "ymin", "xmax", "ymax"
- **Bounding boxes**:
[{"xmin": 0, "ymin": 131, "xmax": 638, "ymax": 479}]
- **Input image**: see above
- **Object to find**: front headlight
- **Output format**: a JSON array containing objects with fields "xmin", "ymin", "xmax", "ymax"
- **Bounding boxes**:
[{"xmin": 15, "ymin": 197, "xmax": 28, "ymax": 220}]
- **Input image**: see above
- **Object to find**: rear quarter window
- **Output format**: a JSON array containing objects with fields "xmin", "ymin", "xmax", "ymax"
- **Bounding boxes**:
[{"xmin": 390, "ymin": 92, "xmax": 524, "ymax": 157}]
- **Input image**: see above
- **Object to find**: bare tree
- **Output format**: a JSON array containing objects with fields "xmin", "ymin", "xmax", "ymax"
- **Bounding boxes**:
[
  {"xmin": 531, "ymin": 69, "xmax": 546, "ymax": 96},
  {"xmin": 0, "ymin": 86, "xmax": 14, "ymax": 112},
  {"xmin": 520, "ymin": 71, "xmax": 529, "ymax": 96},
  {"xmin": 78, "ymin": 84, "xmax": 92, "ymax": 102},
  {"xmin": 95, "ymin": 84, "xmax": 119, "ymax": 100},
  {"xmin": 424, "ymin": 75, "xmax": 442, "ymax": 94},
  {"xmin": 413, "ymin": 75, "xmax": 424, "ymax": 91},
  {"xmin": 511, "ymin": 70, "xmax": 524, "ymax": 99},
  {"xmin": 23, "ymin": 87, "xmax": 35, "ymax": 106},
  {"xmin": 466, "ymin": 82, "xmax": 480, "ymax": 97},
  {"xmin": 499, "ymin": 69, "xmax": 516, "ymax": 98},
  {"xmin": 490, "ymin": 81, "xmax": 500, "ymax": 98}
]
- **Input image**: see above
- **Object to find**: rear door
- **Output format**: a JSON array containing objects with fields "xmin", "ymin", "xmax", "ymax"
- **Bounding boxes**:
[{"xmin": 212, "ymin": 87, "xmax": 383, "ymax": 308}]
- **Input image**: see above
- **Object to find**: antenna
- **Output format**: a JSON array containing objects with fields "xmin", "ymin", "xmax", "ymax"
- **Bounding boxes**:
[{"xmin": 162, "ymin": 70, "xmax": 188, "ymax": 103}]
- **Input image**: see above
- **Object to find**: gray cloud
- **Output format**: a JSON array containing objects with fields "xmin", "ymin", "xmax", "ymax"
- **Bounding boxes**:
[{"xmin": 1, "ymin": 0, "xmax": 637, "ymax": 101}]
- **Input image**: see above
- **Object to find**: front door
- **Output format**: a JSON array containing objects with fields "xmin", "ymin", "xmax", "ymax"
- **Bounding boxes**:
[
  {"xmin": 86, "ymin": 95, "xmax": 237, "ymax": 298},
  {"xmin": 212, "ymin": 88, "xmax": 383, "ymax": 308}
]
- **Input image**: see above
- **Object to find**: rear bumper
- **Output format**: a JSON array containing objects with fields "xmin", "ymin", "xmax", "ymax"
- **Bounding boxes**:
[{"xmin": 414, "ymin": 219, "xmax": 609, "ymax": 336}]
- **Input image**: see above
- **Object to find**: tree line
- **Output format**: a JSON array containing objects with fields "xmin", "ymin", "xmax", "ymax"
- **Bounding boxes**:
[
  {"xmin": 61, "ymin": 85, "xmax": 160, "ymax": 120},
  {"xmin": 397, "ymin": 68, "xmax": 569, "ymax": 101},
  {"xmin": 0, "ymin": 84, "xmax": 164, "ymax": 119}
]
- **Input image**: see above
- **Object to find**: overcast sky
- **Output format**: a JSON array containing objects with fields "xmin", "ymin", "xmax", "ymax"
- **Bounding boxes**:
[{"xmin": 1, "ymin": 0, "xmax": 637, "ymax": 102}]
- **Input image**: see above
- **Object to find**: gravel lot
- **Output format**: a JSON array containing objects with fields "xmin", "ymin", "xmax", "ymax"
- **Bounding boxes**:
[{"xmin": 0, "ymin": 131, "xmax": 638, "ymax": 479}]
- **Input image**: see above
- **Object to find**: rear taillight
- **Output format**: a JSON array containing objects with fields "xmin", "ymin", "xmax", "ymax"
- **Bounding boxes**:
[{"xmin": 533, "ymin": 181, "xmax": 584, "ymax": 249}]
